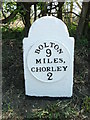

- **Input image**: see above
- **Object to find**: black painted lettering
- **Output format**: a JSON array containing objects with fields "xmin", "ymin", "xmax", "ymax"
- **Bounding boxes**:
[
  {"xmin": 54, "ymin": 44, "xmax": 59, "ymax": 50},
  {"xmin": 36, "ymin": 67, "xmax": 41, "ymax": 72},
  {"xmin": 57, "ymin": 49, "xmax": 63, "ymax": 54},
  {"xmin": 46, "ymin": 67, "xmax": 51, "ymax": 72},
  {"xmin": 57, "ymin": 66, "xmax": 62, "ymax": 71},
  {"xmin": 63, "ymin": 61, "xmax": 65, "ymax": 63},
  {"xmin": 59, "ymin": 58, "xmax": 63, "ymax": 63},
  {"xmin": 46, "ymin": 49, "xmax": 52, "ymax": 57},
  {"xmin": 38, "ymin": 45, "xmax": 43, "ymax": 50},
  {"xmin": 63, "ymin": 66, "xmax": 68, "ymax": 71},
  {"xmin": 35, "ymin": 49, "xmax": 40, "ymax": 54},
  {"xmin": 43, "ymin": 58, "xmax": 46, "ymax": 63},
  {"xmin": 52, "ymin": 67, "xmax": 56, "ymax": 71},
  {"xmin": 36, "ymin": 59, "xmax": 41, "ymax": 64},
  {"xmin": 54, "ymin": 58, "xmax": 58, "ymax": 63},
  {"xmin": 50, "ymin": 42, "xmax": 55, "ymax": 47},
  {"xmin": 47, "ymin": 58, "xmax": 53, "ymax": 63},
  {"xmin": 31, "ymin": 67, "xmax": 35, "ymax": 72},
  {"xmin": 42, "ymin": 67, "xmax": 46, "ymax": 72},
  {"xmin": 44, "ymin": 43, "xmax": 49, "ymax": 48},
  {"xmin": 47, "ymin": 72, "xmax": 53, "ymax": 80}
]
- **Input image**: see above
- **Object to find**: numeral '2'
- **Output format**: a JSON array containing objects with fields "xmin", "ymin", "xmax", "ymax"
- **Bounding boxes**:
[{"xmin": 47, "ymin": 72, "xmax": 53, "ymax": 80}]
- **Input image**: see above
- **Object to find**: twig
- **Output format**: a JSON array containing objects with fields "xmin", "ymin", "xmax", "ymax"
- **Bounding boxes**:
[{"xmin": 63, "ymin": 11, "xmax": 80, "ymax": 17}]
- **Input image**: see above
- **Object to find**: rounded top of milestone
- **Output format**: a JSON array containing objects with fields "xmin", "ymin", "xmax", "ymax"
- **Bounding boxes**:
[{"xmin": 27, "ymin": 40, "xmax": 71, "ymax": 82}]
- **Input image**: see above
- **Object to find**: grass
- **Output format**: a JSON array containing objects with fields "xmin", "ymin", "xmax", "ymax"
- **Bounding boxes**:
[
  {"xmin": 82, "ymin": 96, "xmax": 90, "ymax": 113},
  {"xmin": 2, "ymin": 26, "xmax": 89, "ymax": 120},
  {"xmin": 32, "ymin": 97, "xmax": 90, "ymax": 120}
]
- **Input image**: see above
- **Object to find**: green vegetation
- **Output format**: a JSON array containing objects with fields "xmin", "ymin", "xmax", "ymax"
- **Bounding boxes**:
[
  {"xmin": 67, "ymin": 23, "xmax": 77, "ymax": 37},
  {"xmin": 2, "ymin": 26, "xmax": 24, "ymax": 40},
  {"xmin": 33, "ymin": 102, "xmax": 77, "ymax": 120},
  {"xmin": 82, "ymin": 96, "xmax": 90, "ymax": 113}
]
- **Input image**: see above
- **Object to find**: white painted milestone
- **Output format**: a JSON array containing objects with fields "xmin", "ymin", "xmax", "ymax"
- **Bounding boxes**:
[{"xmin": 23, "ymin": 16, "xmax": 74, "ymax": 97}]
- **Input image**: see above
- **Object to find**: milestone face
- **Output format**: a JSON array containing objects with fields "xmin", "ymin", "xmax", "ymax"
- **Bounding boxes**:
[{"xmin": 27, "ymin": 40, "xmax": 71, "ymax": 82}]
